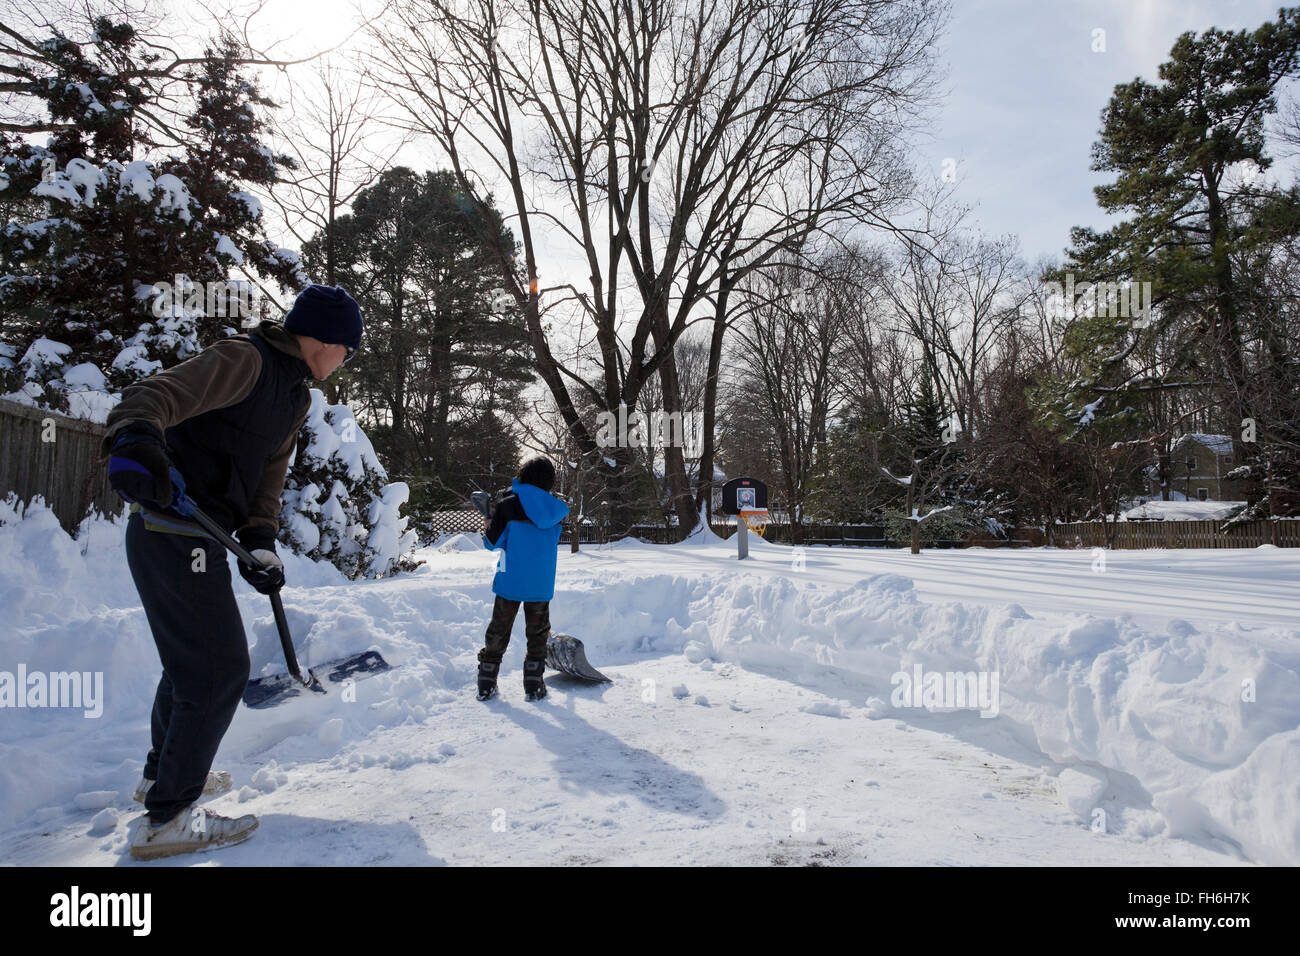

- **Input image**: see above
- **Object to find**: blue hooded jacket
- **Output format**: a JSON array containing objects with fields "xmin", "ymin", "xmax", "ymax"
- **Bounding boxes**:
[{"xmin": 484, "ymin": 478, "xmax": 570, "ymax": 602}]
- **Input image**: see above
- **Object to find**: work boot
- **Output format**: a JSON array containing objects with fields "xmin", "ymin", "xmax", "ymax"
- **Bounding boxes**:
[
  {"xmin": 128, "ymin": 804, "xmax": 258, "ymax": 861},
  {"xmin": 132, "ymin": 770, "xmax": 233, "ymax": 804},
  {"xmin": 477, "ymin": 660, "xmax": 499, "ymax": 701},
  {"xmin": 523, "ymin": 659, "xmax": 547, "ymax": 701}
]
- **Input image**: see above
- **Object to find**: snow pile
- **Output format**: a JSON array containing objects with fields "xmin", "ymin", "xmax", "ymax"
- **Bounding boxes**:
[
  {"xmin": 2, "ymin": 499, "xmax": 1295, "ymax": 865},
  {"xmin": 153, "ymin": 174, "xmax": 193, "ymax": 222},
  {"xmin": 117, "ymin": 160, "xmax": 156, "ymax": 202},
  {"xmin": 664, "ymin": 572, "xmax": 1300, "ymax": 865},
  {"xmin": 683, "ymin": 503, "xmax": 726, "ymax": 544},
  {"xmin": 61, "ymin": 363, "xmax": 115, "ymax": 422},
  {"xmin": 435, "ymin": 532, "xmax": 486, "ymax": 552},
  {"xmin": 213, "ymin": 233, "xmax": 244, "ymax": 265},
  {"xmin": 17, "ymin": 337, "xmax": 72, "ymax": 381},
  {"xmin": 0, "ymin": 495, "xmax": 421, "ymax": 833},
  {"xmin": 8, "ymin": 338, "xmax": 119, "ymax": 423},
  {"xmin": 33, "ymin": 158, "xmax": 106, "ymax": 207},
  {"xmin": 231, "ymin": 191, "xmax": 262, "ymax": 219}
]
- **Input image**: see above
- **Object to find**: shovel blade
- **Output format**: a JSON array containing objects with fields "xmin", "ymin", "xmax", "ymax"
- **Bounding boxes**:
[
  {"xmin": 545, "ymin": 633, "xmax": 611, "ymax": 683},
  {"xmin": 242, "ymin": 650, "xmax": 391, "ymax": 709}
]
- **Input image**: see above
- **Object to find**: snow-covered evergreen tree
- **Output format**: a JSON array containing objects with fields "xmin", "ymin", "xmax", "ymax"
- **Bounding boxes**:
[
  {"xmin": 281, "ymin": 390, "xmax": 420, "ymax": 579},
  {"xmin": 0, "ymin": 24, "xmax": 304, "ymax": 411},
  {"xmin": 1, "ymin": 14, "xmax": 415, "ymax": 578}
]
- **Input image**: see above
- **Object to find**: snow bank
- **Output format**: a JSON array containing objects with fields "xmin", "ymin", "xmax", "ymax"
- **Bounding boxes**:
[
  {"xmin": 3, "ymin": 499, "xmax": 1296, "ymax": 865},
  {"xmin": 656, "ymin": 572, "xmax": 1300, "ymax": 865},
  {"xmin": 435, "ymin": 532, "xmax": 485, "ymax": 552},
  {"xmin": 0, "ymin": 497, "xmax": 363, "ymax": 833},
  {"xmin": 526, "ymin": 544, "xmax": 1300, "ymax": 864}
]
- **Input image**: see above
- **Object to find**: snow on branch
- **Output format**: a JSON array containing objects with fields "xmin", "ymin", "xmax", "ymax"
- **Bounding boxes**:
[
  {"xmin": 880, "ymin": 465, "xmax": 912, "ymax": 486},
  {"xmin": 907, "ymin": 505, "xmax": 953, "ymax": 523}
]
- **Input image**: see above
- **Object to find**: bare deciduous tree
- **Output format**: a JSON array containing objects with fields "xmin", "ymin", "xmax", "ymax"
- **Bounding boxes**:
[{"xmin": 368, "ymin": 0, "xmax": 946, "ymax": 536}]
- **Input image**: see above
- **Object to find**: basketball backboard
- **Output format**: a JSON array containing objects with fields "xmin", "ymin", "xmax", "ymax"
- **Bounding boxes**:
[{"xmin": 721, "ymin": 477, "xmax": 768, "ymax": 516}]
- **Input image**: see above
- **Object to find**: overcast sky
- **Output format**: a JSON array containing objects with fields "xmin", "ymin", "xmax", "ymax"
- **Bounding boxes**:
[
  {"xmin": 235, "ymin": 0, "xmax": 1300, "ymax": 267},
  {"xmin": 931, "ymin": 0, "xmax": 1300, "ymax": 263}
]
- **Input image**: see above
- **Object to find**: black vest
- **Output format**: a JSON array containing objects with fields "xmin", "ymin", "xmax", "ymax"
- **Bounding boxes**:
[{"xmin": 164, "ymin": 331, "xmax": 310, "ymax": 532}]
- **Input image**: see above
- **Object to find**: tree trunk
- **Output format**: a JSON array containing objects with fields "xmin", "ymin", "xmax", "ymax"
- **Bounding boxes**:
[
  {"xmin": 649, "ymin": 298, "xmax": 700, "ymax": 540},
  {"xmin": 906, "ymin": 471, "xmax": 919, "ymax": 554},
  {"xmin": 603, "ymin": 446, "xmax": 637, "ymax": 539},
  {"xmin": 570, "ymin": 462, "xmax": 582, "ymax": 553},
  {"xmin": 694, "ymin": 280, "xmax": 731, "ymax": 521}
]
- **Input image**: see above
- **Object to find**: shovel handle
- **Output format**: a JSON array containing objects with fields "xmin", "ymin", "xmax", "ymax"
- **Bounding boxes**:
[{"xmin": 167, "ymin": 471, "xmax": 314, "ymax": 691}]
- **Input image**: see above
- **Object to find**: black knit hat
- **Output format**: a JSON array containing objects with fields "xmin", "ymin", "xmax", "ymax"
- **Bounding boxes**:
[
  {"xmin": 283, "ymin": 284, "xmax": 364, "ymax": 350},
  {"xmin": 517, "ymin": 456, "xmax": 556, "ymax": 492}
]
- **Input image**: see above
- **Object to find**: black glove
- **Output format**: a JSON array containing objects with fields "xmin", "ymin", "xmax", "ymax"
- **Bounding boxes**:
[
  {"xmin": 236, "ymin": 527, "xmax": 285, "ymax": 595},
  {"xmin": 108, "ymin": 424, "xmax": 174, "ymax": 507}
]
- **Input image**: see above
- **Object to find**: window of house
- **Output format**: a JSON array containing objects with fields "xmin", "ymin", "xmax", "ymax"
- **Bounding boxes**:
[
  {"xmin": 1187, "ymin": 457, "xmax": 1198, "ymax": 470},
  {"xmin": 1197, "ymin": 488, "xmax": 1209, "ymax": 501}
]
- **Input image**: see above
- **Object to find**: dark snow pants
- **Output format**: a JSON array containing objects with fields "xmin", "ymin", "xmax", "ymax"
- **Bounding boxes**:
[
  {"xmin": 478, "ymin": 596, "xmax": 550, "ymax": 665},
  {"xmin": 125, "ymin": 512, "xmax": 249, "ymax": 823}
]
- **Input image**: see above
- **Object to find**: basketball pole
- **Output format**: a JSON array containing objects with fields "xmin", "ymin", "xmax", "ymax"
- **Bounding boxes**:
[{"xmin": 737, "ymin": 513, "xmax": 749, "ymax": 559}]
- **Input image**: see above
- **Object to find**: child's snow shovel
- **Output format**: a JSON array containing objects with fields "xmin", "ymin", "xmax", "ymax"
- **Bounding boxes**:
[
  {"xmin": 545, "ymin": 632, "xmax": 612, "ymax": 683},
  {"xmin": 166, "ymin": 469, "xmax": 391, "ymax": 709},
  {"xmin": 472, "ymin": 490, "xmax": 610, "ymax": 683}
]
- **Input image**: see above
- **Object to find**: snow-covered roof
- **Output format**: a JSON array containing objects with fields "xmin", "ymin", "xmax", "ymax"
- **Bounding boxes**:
[
  {"xmin": 1122, "ymin": 500, "xmax": 1245, "ymax": 521},
  {"xmin": 1175, "ymin": 433, "xmax": 1233, "ymax": 456}
]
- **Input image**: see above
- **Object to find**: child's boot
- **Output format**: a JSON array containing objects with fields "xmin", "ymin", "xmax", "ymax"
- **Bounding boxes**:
[
  {"xmin": 477, "ymin": 660, "xmax": 499, "ymax": 701},
  {"xmin": 523, "ymin": 659, "xmax": 547, "ymax": 701}
]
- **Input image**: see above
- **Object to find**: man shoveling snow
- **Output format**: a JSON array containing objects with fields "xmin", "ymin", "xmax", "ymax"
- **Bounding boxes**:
[{"xmin": 103, "ymin": 284, "xmax": 364, "ymax": 860}]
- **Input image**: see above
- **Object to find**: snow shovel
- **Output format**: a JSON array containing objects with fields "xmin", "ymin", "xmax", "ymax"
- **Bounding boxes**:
[
  {"xmin": 165, "ymin": 468, "xmax": 392, "ymax": 709},
  {"xmin": 546, "ymin": 633, "xmax": 611, "ymax": 683},
  {"xmin": 470, "ymin": 490, "xmax": 493, "ymax": 518}
]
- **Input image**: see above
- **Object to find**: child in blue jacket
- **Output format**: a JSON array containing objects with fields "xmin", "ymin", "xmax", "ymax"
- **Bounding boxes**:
[{"xmin": 478, "ymin": 457, "xmax": 570, "ymax": 701}]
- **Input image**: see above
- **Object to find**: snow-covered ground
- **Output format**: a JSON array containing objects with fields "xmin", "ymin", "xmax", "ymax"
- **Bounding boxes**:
[{"xmin": 2, "ymin": 501, "xmax": 1297, "ymax": 866}]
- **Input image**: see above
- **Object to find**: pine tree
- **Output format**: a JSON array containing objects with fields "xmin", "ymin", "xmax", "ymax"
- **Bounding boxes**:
[
  {"xmin": 0, "ymin": 22, "xmax": 304, "ymax": 409},
  {"xmin": 302, "ymin": 167, "xmax": 531, "ymax": 515},
  {"xmin": 809, "ymin": 402, "xmax": 892, "ymax": 523},
  {"xmin": 903, "ymin": 367, "xmax": 944, "ymax": 458},
  {"xmin": 280, "ymin": 391, "xmax": 419, "ymax": 578},
  {"xmin": 1046, "ymin": 8, "xmax": 1300, "ymax": 510},
  {"xmin": 165, "ymin": 32, "xmax": 305, "ymax": 342}
]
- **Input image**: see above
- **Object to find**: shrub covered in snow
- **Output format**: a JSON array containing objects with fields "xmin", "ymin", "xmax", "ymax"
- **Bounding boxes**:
[
  {"xmin": 883, "ymin": 503, "xmax": 978, "ymax": 549},
  {"xmin": 281, "ymin": 390, "xmax": 420, "ymax": 579}
]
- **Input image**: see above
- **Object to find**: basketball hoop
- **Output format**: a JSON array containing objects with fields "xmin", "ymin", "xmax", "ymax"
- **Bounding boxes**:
[
  {"xmin": 722, "ymin": 477, "xmax": 769, "ymax": 560},
  {"xmin": 740, "ymin": 509, "xmax": 769, "ymax": 537}
]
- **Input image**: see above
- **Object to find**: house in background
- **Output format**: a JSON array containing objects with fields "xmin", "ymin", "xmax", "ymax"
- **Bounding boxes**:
[{"xmin": 1148, "ymin": 433, "xmax": 1245, "ymax": 502}]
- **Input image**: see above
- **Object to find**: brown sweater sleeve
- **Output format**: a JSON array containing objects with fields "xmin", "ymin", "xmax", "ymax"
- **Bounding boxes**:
[
  {"xmin": 242, "ymin": 394, "xmax": 311, "ymax": 538},
  {"xmin": 101, "ymin": 339, "xmax": 262, "ymax": 454}
]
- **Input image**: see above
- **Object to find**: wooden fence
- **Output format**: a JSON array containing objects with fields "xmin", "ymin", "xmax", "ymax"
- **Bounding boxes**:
[
  {"xmin": 0, "ymin": 397, "xmax": 119, "ymax": 533},
  {"xmin": 1053, "ymin": 519, "xmax": 1300, "ymax": 549}
]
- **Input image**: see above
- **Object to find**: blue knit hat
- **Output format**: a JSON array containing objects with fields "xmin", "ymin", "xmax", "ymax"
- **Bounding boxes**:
[{"xmin": 283, "ymin": 284, "xmax": 364, "ymax": 350}]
